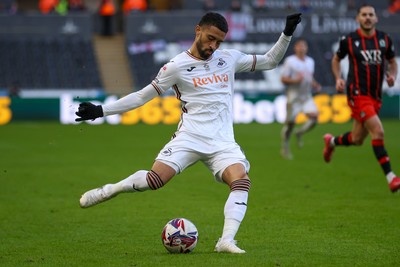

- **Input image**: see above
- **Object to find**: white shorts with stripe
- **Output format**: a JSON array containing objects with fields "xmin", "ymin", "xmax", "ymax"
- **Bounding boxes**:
[{"xmin": 155, "ymin": 131, "xmax": 250, "ymax": 182}]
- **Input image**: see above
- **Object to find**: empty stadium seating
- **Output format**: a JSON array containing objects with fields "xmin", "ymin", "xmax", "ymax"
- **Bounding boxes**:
[{"xmin": 0, "ymin": 37, "xmax": 102, "ymax": 90}]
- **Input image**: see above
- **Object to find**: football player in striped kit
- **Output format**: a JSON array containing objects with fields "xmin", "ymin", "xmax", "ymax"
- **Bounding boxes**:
[
  {"xmin": 76, "ymin": 12, "xmax": 302, "ymax": 253},
  {"xmin": 326, "ymin": 4, "xmax": 399, "ymax": 192}
]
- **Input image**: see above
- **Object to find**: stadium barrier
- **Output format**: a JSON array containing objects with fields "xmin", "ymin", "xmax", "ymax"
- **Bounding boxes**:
[{"xmin": 1, "ymin": 93, "xmax": 398, "ymax": 125}]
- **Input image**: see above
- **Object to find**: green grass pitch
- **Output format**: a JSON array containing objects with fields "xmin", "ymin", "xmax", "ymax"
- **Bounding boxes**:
[{"xmin": 1, "ymin": 121, "xmax": 399, "ymax": 266}]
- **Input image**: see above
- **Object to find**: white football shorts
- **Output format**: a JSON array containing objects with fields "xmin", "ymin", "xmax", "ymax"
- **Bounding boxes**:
[
  {"xmin": 155, "ymin": 131, "xmax": 250, "ymax": 182},
  {"xmin": 286, "ymin": 96, "xmax": 318, "ymax": 122}
]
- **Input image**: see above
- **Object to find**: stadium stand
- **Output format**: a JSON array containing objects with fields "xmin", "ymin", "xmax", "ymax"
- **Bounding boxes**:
[{"xmin": 0, "ymin": 37, "xmax": 102, "ymax": 90}]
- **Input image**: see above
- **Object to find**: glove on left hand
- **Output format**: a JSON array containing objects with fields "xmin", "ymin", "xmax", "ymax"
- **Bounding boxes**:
[{"xmin": 283, "ymin": 13, "xmax": 302, "ymax": 36}]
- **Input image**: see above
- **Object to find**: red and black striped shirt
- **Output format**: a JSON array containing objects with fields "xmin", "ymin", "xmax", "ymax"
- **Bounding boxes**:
[{"xmin": 336, "ymin": 29, "xmax": 395, "ymax": 101}]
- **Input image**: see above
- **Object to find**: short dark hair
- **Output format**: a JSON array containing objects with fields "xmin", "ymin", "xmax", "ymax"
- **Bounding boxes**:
[
  {"xmin": 357, "ymin": 4, "xmax": 375, "ymax": 14},
  {"xmin": 198, "ymin": 12, "xmax": 229, "ymax": 33}
]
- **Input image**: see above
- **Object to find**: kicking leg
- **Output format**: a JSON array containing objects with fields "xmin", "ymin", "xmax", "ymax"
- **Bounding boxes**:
[{"xmin": 79, "ymin": 161, "xmax": 175, "ymax": 208}]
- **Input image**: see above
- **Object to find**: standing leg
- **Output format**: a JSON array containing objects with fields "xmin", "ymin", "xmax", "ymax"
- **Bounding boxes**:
[
  {"xmin": 364, "ymin": 116, "xmax": 400, "ymax": 192},
  {"xmin": 295, "ymin": 115, "xmax": 317, "ymax": 148},
  {"xmin": 281, "ymin": 121, "xmax": 295, "ymax": 159},
  {"xmin": 215, "ymin": 164, "xmax": 250, "ymax": 254}
]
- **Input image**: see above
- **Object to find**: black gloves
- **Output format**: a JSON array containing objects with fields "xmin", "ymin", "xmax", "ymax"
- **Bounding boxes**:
[
  {"xmin": 283, "ymin": 13, "xmax": 302, "ymax": 36},
  {"xmin": 75, "ymin": 102, "xmax": 104, "ymax": 122}
]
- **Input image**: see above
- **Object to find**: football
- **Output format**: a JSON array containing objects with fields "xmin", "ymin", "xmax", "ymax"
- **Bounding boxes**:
[{"xmin": 161, "ymin": 218, "xmax": 198, "ymax": 253}]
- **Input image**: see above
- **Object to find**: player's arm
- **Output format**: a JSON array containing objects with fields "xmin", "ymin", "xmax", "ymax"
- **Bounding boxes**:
[
  {"xmin": 332, "ymin": 54, "xmax": 345, "ymax": 93},
  {"xmin": 312, "ymin": 78, "xmax": 321, "ymax": 92},
  {"xmin": 331, "ymin": 37, "xmax": 348, "ymax": 93},
  {"xmin": 281, "ymin": 66, "xmax": 304, "ymax": 85},
  {"xmin": 75, "ymin": 85, "xmax": 159, "ymax": 122},
  {"xmin": 75, "ymin": 62, "xmax": 179, "ymax": 122},
  {"xmin": 239, "ymin": 13, "xmax": 301, "ymax": 71},
  {"xmin": 386, "ymin": 57, "xmax": 398, "ymax": 87}
]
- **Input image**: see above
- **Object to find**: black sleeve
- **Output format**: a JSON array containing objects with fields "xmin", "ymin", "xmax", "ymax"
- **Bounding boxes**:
[
  {"xmin": 385, "ymin": 34, "xmax": 396, "ymax": 60},
  {"xmin": 336, "ymin": 35, "xmax": 349, "ymax": 59}
]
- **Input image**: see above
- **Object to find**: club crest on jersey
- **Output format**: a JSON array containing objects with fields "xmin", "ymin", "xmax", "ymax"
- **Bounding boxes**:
[
  {"xmin": 354, "ymin": 41, "xmax": 360, "ymax": 47},
  {"xmin": 379, "ymin": 39, "xmax": 386, "ymax": 47},
  {"xmin": 217, "ymin": 58, "xmax": 227, "ymax": 68}
]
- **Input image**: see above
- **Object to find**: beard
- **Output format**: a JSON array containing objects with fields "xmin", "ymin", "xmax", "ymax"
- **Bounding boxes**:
[{"xmin": 195, "ymin": 40, "xmax": 214, "ymax": 60}]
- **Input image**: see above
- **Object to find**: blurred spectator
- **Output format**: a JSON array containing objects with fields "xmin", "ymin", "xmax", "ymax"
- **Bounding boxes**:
[
  {"xmin": 230, "ymin": 0, "xmax": 241, "ymax": 12},
  {"xmin": 299, "ymin": 0, "xmax": 311, "ymax": 13},
  {"xmin": 99, "ymin": 0, "xmax": 116, "ymax": 36},
  {"xmin": 68, "ymin": 0, "xmax": 86, "ymax": 12},
  {"xmin": 123, "ymin": 0, "xmax": 147, "ymax": 14},
  {"xmin": 0, "ymin": 0, "xmax": 18, "ymax": 14},
  {"xmin": 252, "ymin": 0, "xmax": 267, "ymax": 12},
  {"xmin": 347, "ymin": 0, "xmax": 356, "ymax": 10},
  {"xmin": 55, "ymin": 0, "xmax": 68, "ymax": 15},
  {"xmin": 388, "ymin": 0, "xmax": 400, "ymax": 14},
  {"xmin": 39, "ymin": 0, "xmax": 59, "ymax": 14},
  {"xmin": 203, "ymin": 0, "xmax": 216, "ymax": 11},
  {"xmin": 8, "ymin": 83, "xmax": 20, "ymax": 98}
]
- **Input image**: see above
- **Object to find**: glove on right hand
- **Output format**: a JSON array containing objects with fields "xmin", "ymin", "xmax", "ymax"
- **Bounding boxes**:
[
  {"xmin": 283, "ymin": 13, "xmax": 302, "ymax": 36},
  {"xmin": 75, "ymin": 102, "xmax": 104, "ymax": 122}
]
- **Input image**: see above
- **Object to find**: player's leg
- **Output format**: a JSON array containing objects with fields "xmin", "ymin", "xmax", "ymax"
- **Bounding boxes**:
[
  {"xmin": 281, "ymin": 102, "xmax": 296, "ymax": 159},
  {"xmin": 214, "ymin": 163, "xmax": 250, "ymax": 254},
  {"xmin": 364, "ymin": 115, "xmax": 400, "ymax": 192},
  {"xmin": 295, "ymin": 113, "xmax": 317, "ymax": 148},
  {"xmin": 281, "ymin": 121, "xmax": 294, "ymax": 159},
  {"xmin": 80, "ymin": 133, "xmax": 200, "ymax": 208},
  {"xmin": 323, "ymin": 97, "xmax": 368, "ymax": 162},
  {"xmin": 323, "ymin": 119, "xmax": 367, "ymax": 163},
  {"xmin": 79, "ymin": 161, "xmax": 176, "ymax": 208},
  {"xmin": 295, "ymin": 99, "xmax": 318, "ymax": 148}
]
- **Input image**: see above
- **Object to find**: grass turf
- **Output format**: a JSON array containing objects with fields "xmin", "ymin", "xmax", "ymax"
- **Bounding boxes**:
[{"xmin": 0, "ymin": 121, "xmax": 399, "ymax": 266}]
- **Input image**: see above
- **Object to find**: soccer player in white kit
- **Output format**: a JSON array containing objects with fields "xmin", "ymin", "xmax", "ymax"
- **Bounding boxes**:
[
  {"xmin": 280, "ymin": 38, "xmax": 321, "ymax": 160},
  {"xmin": 76, "ymin": 12, "xmax": 302, "ymax": 253}
]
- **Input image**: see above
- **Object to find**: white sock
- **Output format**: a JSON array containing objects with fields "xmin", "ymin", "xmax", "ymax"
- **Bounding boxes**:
[
  {"xmin": 221, "ymin": 191, "xmax": 248, "ymax": 241},
  {"xmin": 386, "ymin": 172, "xmax": 396, "ymax": 183},
  {"xmin": 330, "ymin": 137, "xmax": 335, "ymax": 147},
  {"xmin": 113, "ymin": 170, "xmax": 150, "ymax": 194}
]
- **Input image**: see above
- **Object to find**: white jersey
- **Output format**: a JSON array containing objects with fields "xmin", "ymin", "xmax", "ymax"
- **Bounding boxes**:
[
  {"xmin": 281, "ymin": 54, "xmax": 315, "ymax": 103},
  {"xmin": 103, "ymin": 33, "xmax": 291, "ymax": 142},
  {"xmin": 152, "ymin": 49, "xmax": 276, "ymax": 141}
]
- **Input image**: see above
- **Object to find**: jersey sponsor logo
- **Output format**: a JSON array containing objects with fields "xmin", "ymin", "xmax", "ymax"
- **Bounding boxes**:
[
  {"xmin": 192, "ymin": 73, "xmax": 229, "ymax": 88},
  {"xmin": 187, "ymin": 66, "xmax": 196, "ymax": 72},
  {"xmin": 360, "ymin": 49, "xmax": 382, "ymax": 65}
]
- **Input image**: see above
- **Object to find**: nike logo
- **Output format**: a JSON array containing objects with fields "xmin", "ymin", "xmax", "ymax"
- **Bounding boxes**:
[
  {"xmin": 235, "ymin": 202, "xmax": 247, "ymax": 206},
  {"xmin": 132, "ymin": 183, "xmax": 143, "ymax": 192},
  {"xmin": 187, "ymin": 66, "xmax": 196, "ymax": 72}
]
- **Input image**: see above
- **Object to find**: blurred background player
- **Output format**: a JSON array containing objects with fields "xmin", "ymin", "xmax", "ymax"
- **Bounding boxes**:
[
  {"xmin": 75, "ymin": 12, "xmax": 302, "ymax": 253},
  {"xmin": 280, "ymin": 38, "xmax": 321, "ymax": 160},
  {"xmin": 326, "ymin": 4, "xmax": 400, "ymax": 192}
]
